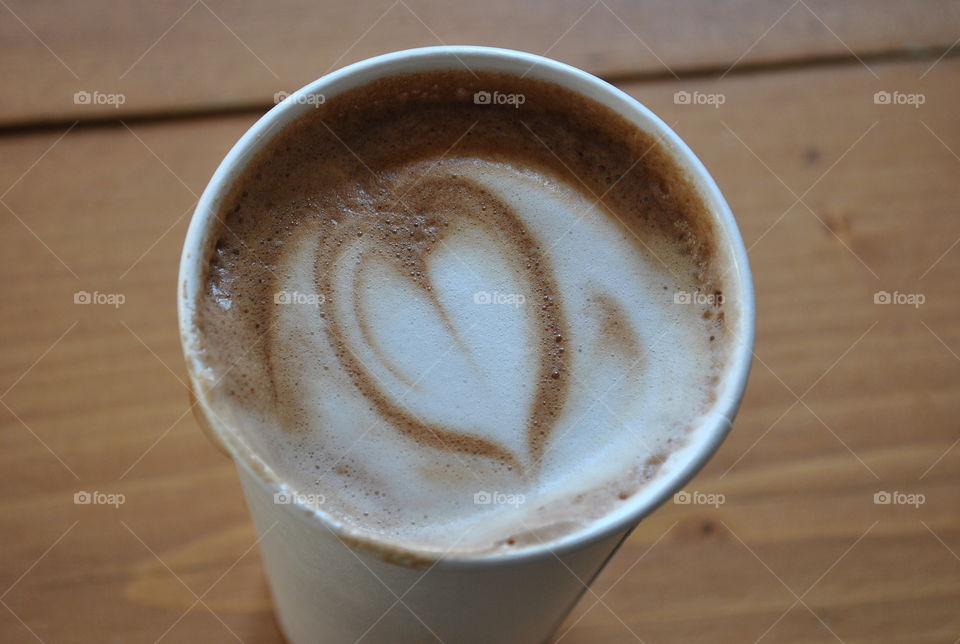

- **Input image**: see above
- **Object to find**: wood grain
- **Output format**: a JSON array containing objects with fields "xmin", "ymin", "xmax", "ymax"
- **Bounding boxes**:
[
  {"xmin": 1, "ymin": 53, "xmax": 959, "ymax": 643},
  {"xmin": 1, "ymin": 0, "xmax": 959, "ymax": 125}
]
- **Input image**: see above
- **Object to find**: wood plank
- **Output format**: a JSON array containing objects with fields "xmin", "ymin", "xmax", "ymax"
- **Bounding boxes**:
[
  {"xmin": 1, "ymin": 0, "xmax": 959, "ymax": 125},
  {"xmin": 0, "ymin": 57, "xmax": 958, "ymax": 642}
]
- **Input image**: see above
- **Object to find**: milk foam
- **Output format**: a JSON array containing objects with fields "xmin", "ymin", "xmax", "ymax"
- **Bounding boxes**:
[{"xmin": 193, "ymin": 70, "xmax": 733, "ymax": 555}]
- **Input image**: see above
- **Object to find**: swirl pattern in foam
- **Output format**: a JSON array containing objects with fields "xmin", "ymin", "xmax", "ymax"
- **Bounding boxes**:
[{"xmin": 192, "ymin": 70, "xmax": 736, "ymax": 555}]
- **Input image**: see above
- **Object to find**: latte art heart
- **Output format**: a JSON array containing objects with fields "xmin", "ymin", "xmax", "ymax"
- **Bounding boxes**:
[
  {"xmin": 311, "ymin": 169, "xmax": 568, "ymax": 474},
  {"xmin": 192, "ymin": 70, "xmax": 736, "ymax": 555}
]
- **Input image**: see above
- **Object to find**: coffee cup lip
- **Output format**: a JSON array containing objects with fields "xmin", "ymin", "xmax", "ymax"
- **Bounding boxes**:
[{"xmin": 179, "ymin": 45, "xmax": 755, "ymax": 569}]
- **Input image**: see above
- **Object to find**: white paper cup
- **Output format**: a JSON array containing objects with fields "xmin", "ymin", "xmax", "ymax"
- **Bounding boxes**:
[{"xmin": 178, "ymin": 46, "xmax": 755, "ymax": 643}]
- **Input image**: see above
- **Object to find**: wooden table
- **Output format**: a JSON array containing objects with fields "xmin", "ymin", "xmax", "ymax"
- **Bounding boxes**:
[{"xmin": 2, "ymin": 2, "xmax": 959, "ymax": 642}]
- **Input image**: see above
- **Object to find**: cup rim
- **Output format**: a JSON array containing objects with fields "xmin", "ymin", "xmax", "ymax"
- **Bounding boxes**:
[{"xmin": 178, "ymin": 45, "xmax": 755, "ymax": 569}]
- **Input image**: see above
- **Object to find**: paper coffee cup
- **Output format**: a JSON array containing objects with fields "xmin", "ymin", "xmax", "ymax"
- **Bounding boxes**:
[{"xmin": 178, "ymin": 46, "xmax": 755, "ymax": 643}]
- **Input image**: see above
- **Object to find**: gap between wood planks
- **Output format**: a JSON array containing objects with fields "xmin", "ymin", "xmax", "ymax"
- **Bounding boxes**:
[{"xmin": 0, "ymin": 44, "xmax": 956, "ymax": 136}]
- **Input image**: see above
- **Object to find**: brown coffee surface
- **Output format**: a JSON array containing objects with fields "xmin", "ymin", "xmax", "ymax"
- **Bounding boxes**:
[{"xmin": 191, "ymin": 69, "xmax": 733, "ymax": 555}]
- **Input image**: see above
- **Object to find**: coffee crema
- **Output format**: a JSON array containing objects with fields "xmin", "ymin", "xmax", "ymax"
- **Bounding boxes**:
[{"xmin": 191, "ymin": 70, "xmax": 735, "ymax": 555}]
